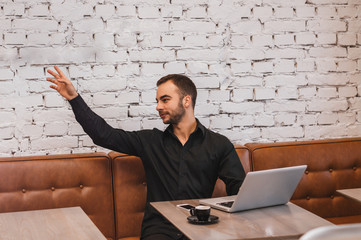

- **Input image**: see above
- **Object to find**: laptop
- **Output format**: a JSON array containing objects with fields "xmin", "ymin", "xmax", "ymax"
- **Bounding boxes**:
[{"xmin": 199, "ymin": 165, "xmax": 307, "ymax": 213}]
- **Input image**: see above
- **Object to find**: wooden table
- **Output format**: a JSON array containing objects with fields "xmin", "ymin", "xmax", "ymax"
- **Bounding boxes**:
[
  {"xmin": 337, "ymin": 188, "xmax": 361, "ymax": 202},
  {"xmin": 0, "ymin": 207, "xmax": 106, "ymax": 240},
  {"xmin": 151, "ymin": 200, "xmax": 333, "ymax": 240}
]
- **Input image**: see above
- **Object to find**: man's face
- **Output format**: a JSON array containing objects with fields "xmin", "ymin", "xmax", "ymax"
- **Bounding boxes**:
[{"xmin": 156, "ymin": 81, "xmax": 186, "ymax": 124}]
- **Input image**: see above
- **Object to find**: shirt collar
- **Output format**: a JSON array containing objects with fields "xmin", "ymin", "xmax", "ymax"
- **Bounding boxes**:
[{"xmin": 165, "ymin": 118, "xmax": 205, "ymax": 136}]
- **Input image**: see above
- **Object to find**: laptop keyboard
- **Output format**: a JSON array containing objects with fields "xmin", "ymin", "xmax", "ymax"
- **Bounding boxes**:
[{"xmin": 217, "ymin": 201, "xmax": 234, "ymax": 208}]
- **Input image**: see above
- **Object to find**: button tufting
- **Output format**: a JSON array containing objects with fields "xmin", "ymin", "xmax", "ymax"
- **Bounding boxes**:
[
  {"xmin": 51, "ymin": 187, "xmax": 55, "ymax": 191},
  {"xmin": 329, "ymin": 168, "xmax": 333, "ymax": 172},
  {"xmin": 22, "ymin": 189, "xmax": 26, "ymax": 193},
  {"xmin": 305, "ymin": 170, "xmax": 309, "ymax": 174},
  {"xmin": 80, "ymin": 184, "xmax": 84, "ymax": 189},
  {"xmin": 353, "ymin": 166, "xmax": 357, "ymax": 171},
  {"xmin": 306, "ymin": 196, "xmax": 310, "ymax": 200},
  {"xmin": 142, "ymin": 182, "xmax": 147, "ymax": 186},
  {"xmin": 330, "ymin": 195, "xmax": 334, "ymax": 199}
]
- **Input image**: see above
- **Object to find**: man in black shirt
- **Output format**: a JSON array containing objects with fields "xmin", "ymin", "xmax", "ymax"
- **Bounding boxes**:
[{"xmin": 47, "ymin": 66, "xmax": 246, "ymax": 240}]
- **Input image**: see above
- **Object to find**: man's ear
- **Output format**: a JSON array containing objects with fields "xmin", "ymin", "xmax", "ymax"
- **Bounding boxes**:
[{"xmin": 183, "ymin": 95, "xmax": 192, "ymax": 108}]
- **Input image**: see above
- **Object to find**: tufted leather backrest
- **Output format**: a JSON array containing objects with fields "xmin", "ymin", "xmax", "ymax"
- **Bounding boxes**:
[
  {"xmin": 0, "ymin": 153, "xmax": 115, "ymax": 240},
  {"xmin": 246, "ymin": 138, "xmax": 361, "ymax": 224},
  {"xmin": 110, "ymin": 145, "xmax": 251, "ymax": 239}
]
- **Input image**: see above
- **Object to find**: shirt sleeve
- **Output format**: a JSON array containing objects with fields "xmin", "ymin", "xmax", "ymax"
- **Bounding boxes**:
[
  {"xmin": 218, "ymin": 141, "xmax": 246, "ymax": 196},
  {"xmin": 69, "ymin": 95, "xmax": 142, "ymax": 156}
]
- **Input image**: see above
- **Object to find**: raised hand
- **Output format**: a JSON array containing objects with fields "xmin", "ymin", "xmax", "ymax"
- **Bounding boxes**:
[{"xmin": 46, "ymin": 65, "xmax": 78, "ymax": 101}]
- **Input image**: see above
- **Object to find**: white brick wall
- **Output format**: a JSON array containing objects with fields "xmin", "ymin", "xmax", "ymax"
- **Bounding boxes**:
[{"xmin": 0, "ymin": 0, "xmax": 360, "ymax": 156}]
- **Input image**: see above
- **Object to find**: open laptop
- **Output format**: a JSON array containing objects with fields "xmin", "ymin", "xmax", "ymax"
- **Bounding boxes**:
[{"xmin": 199, "ymin": 165, "xmax": 307, "ymax": 213}]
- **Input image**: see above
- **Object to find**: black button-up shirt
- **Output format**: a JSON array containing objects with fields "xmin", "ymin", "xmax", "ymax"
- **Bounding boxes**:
[{"xmin": 69, "ymin": 95, "xmax": 245, "ymax": 239}]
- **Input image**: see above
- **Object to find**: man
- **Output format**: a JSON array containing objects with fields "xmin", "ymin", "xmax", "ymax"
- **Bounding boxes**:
[{"xmin": 46, "ymin": 66, "xmax": 245, "ymax": 240}]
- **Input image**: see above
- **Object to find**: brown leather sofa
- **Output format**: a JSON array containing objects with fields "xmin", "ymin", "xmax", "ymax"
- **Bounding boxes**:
[{"xmin": 0, "ymin": 138, "xmax": 360, "ymax": 240}]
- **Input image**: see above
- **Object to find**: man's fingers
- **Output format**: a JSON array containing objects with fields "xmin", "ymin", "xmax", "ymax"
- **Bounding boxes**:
[{"xmin": 54, "ymin": 65, "xmax": 65, "ymax": 78}]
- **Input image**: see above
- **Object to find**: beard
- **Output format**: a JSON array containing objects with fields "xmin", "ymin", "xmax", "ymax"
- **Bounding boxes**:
[{"xmin": 161, "ymin": 101, "xmax": 186, "ymax": 124}]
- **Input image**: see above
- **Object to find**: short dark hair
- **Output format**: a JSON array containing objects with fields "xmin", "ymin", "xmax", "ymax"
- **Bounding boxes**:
[{"xmin": 157, "ymin": 74, "xmax": 197, "ymax": 109}]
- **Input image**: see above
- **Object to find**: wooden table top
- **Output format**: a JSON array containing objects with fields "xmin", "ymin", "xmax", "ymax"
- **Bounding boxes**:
[
  {"xmin": 337, "ymin": 188, "xmax": 361, "ymax": 202},
  {"xmin": 151, "ymin": 200, "xmax": 333, "ymax": 240},
  {"xmin": 0, "ymin": 207, "xmax": 106, "ymax": 240}
]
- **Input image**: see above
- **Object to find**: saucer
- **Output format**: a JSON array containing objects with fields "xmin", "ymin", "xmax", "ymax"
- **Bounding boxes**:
[{"xmin": 187, "ymin": 215, "xmax": 219, "ymax": 225}]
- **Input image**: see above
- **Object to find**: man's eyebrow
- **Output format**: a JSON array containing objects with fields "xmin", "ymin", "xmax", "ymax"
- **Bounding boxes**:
[{"xmin": 159, "ymin": 95, "xmax": 171, "ymax": 100}]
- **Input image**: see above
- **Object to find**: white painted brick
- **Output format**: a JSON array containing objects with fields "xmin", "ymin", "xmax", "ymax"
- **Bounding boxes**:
[
  {"xmin": 27, "ymin": 33, "xmax": 50, "ymax": 45},
  {"xmin": 208, "ymin": 35, "xmax": 225, "ymax": 47},
  {"xmin": 232, "ymin": 89, "xmax": 253, "ymax": 102},
  {"xmin": 3, "ymin": 3, "xmax": 25, "ymax": 16},
  {"xmin": 162, "ymin": 33, "xmax": 183, "ymax": 47},
  {"xmin": 128, "ymin": 76, "xmax": 158, "ymax": 91},
  {"xmin": 296, "ymin": 7, "xmax": 315, "ymax": 18},
  {"xmin": 68, "ymin": 123, "xmax": 85, "ymax": 136},
  {"xmin": 117, "ymin": 64, "xmax": 140, "ymax": 76},
  {"xmin": 265, "ymin": 101, "xmax": 306, "ymax": 112},
  {"xmin": 208, "ymin": 5, "xmax": 250, "ymax": 23},
  {"xmin": 297, "ymin": 114, "xmax": 317, "ymax": 125},
  {"xmin": 79, "ymin": 78, "xmax": 126, "ymax": 94},
  {"xmin": 141, "ymin": 90, "xmax": 156, "ymax": 103},
  {"xmin": 129, "ymin": 105, "xmax": 156, "ymax": 117},
  {"xmin": 93, "ymin": 93, "xmax": 116, "ymax": 106},
  {"xmin": 222, "ymin": 128, "xmax": 261, "ymax": 143},
  {"xmin": 209, "ymin": 90, "xmax": 230, "ymax": 102},
  {"xmin": 231, "ymin": 76, "xmax": 263, "ymax": 87},
  {"xmin": 337, "ymin": 6, "xmax": 358, "ymax": 18},
  {"xmin": 316, "ymin": 60, "xmax": 337, "ymax": 73},
  {"xmin": 231, "ymin": 35, "xmax": 250, "ymax": 47},
  {"xmin": 338, "ymin": 112, "xmax": 356, "ymax": 125},
  {"xmin": 50, "ymin": 2, "xmax": 93, "ymax": 21},
  {"xmin": 338, "ymin": 33, "xmax": 357, "ymax": 46},
  {"xmin": 255, "ymin": 88, "xmax": 276, "ymax": 100},
  {"xmin": 94, "ymin": 33, "xmax": 115, "ymax": 49},
  {"xmin": 178, "ymin": 49, "xmax": 224, "ymax": 61},
  {"xmin": 317, "ymin": 33, "xmax": 336, "ymax": 44},
  {"xmin": 161, "ymin": 6, "xmax": 183, "ymax": 18},
  {"xmin": 337, "ymin": 60, "xmax": 357, "ymax": 72},
  {"xmin": 19, "ymin": 95, "xmax": 44, "ymax": 108},
  {"xmin": 13, "ymin": 19, "xmax": 58, "ymax": 31},
  {"xmin": 274, "ymin": 7, "xmax": 294, "ymax": 18},
  {"xmin": 347, "ymin": 124, "xmax": 361, "ymax": 137},
  {"xmin": 80, "ymin": 135, "xmax": 96, "ymax": 148},
  {"xmin": 44, "ymin": 93, "xmax": 65, "ymax": 107},
  {"xmin": 118, "ymin": 118, "xmax": 141, "ymax": 131},
  {"xmin": 348, "ymin": 47, "xmax": 361, "ymax": 60},
  {"xmin": 252, "ymin": 35, "xmax": 273, "ymax": 47},
  {"xmin": 194, "ymin": 103, "xmax": 219, "ymax": 116},
  {"xmin": 309, "ymin": 47, "xmax": 347, "ymax": 58},
  {"xmin": 349, "ymin": 97, "xmax": 361, "ymax": 111},
  {"xmin": 358, "ymin": 60, "xmax": 361, "ymax": 71},
  {"xmin": 210, "ymin": 115, "xmax": 232, "ymax": 129},
  {"xmin": 0, "ymin": 82, "xmax": 14, "ymax": 95},
  {"xmin": 0, "ymin": 48, "xmax": 17, "ymax": 62},
  {"xmin": 142, "ymin": 118, "xmax": 165, "ymax": 130},
  {"xmin": 277, "ymin": 87, "xmax": 298, "ymax": 99},
  {"xmin": 318, "ymin": 113, "xmax": 338, "ymax": 125},
  {"xmin": 338, "ymin": 86, "xmax": 358, "ymax": 98},
  {"xmin": 19, "ymin": 124, "xmax": 43, "ymax": 138},
  {"xmin": 141, "ymin": 63, "xmax": 165, "ymax": 76},
  {"xmin": 275, "ymin": 113, "xmax": 296, "ymax": 126},
  {"xmin": 44, "ymin": 122, "xmax": 68, "ymax": 136},
  {"xmin": 28, "ymin": 4, "xmax": 49, "ymax": 17},
  {"xmin": 299, "ymin": 87, "xmax": 316, "ymax": 99},
  {"xmin": 231, "ymin": 21, "xmax": 262, "ymax": 34},
  {"xmin": 73, "ymin": 19, "xmax": 104, "ymax": 33},
  {"xmin": 307, "ymin": 20, "xmax": 346, "ymax": 32},
  {"xmin": 170, "ymin": 21, "xmax": 215, "ymax": 33},
  {"xmin": 164, "ymin": 62, "xmax": 186, "ymax": 74},
  {"xmin": 196, "ymin": 90, "xmax": 208, "ymax": 103},
  {"xmin": 96, "ymin": 4, "xmax": 115, "ymax": 20},
  {"xmin": 33, "ymin": 109, "xmax": 74, "ymax": 123},
  {"xmin": 69, "ymin": 65, "xmax": 92, "ymax": 79},
  {"xmin": 254, "ymin": 114, "xmax": 274, "ymax": 127},
  {"xmin": 265, "ymin": 48, "xmax": 304, "ymax": 59},
  {"xmin": 349, "ymin": 19, "xmax": 361, "ymax": 32},
  {"xmin": 31, "ymin": 136, "xmax": 78, "ymax": 150},
  {"xmin": 358, "ymin": 33, "xmax": 361, "ymax": 45},
  {"xmin": 130, "ymin": 49, "xmax": 174, "ymax": 62},
  {"xmin": 262, "ymin": 126, "xmax": 303, "ymax": 139},
  {"xmin": 19, "ymin": 66, "xmax": 45, "ymax": 79},
  {"xmin": 274, "ymin": 59, "xmax": 295, "ymax": 73},
  {"xmin": 307, "ymin": 99, "xmax": 348, "ymax": 112},
  {"xmin": 296, "ymin": 59, "xmax": 315, "ymax": 72},
  {"xmin": 138, "ymin": 32, "xmax": 162, "ymax": 48},
  {"xmin": 184, "ymin": 35, "xmax": 207, "ymax": 47},
  {"xmin": 74, "ymin": 33, "xmax": 93, "ymax": 46},
  {"xmin": 186, "ymin": 6, "xmax": 207, "ymax": 18},
  {"xmin": 231, "ymin": 62, "xmax": 252, "ymax": 74},
  {"xmin": 4, "ymin": 32, "xmax": 26, "ymax": 45},
  {"xmin": 115, "ymin": 32, "xmax": 137, "ymax": 48},
  {"xmin": 253, "ymin": 7, "xmax": 273, "ymax": 22},
  {"xmin": 0, "ymin": 138, "xmax": 18, "ymax": 155},
  {"xmin": 93, "ymin": 106, "xmax": 128, "ymax": 119},
  {"xmin": 0, "ymin": 68, "xmax": 14, "ymax": 80},
  {"xmin": 308, "ymin": 73, "xmax": 349, "ymax": 86},
  {"xmin": 116, "ymin": 5, "xmax": 136, "ymax": 17},
  {"xmin": 317, "ymin": 87, "xmax": 337, "ymax": 98},
  {"xmin": 96, "ymin": 50, "xmax": 128, "ymax": 63},
  {"xmin": 93, "ymin": 65, "xmax": 116, "ymax": 78},
  {"xmin": 138, "ymin": 6, "xmax": 160, "ymax": 19},
  {"xmin": 186, "ymin": 62, "xmax": 208, "ymax": 74},
  {"xmin": 229, "ymin": 49, "xmax": 264, "ymax": 61},
  {"xmin": 192, "ymin": 76, "xmax": 219, "ymax": 89},
  {"xmin": 108, "ymin": 19, "xmax": 168, "ymax": 33},
  {"xmin": 232, "ymin": 115, "xmax": 254, "ymax": 127},
  {"xmin": 304, "ymin": 125, "xmax": 346, "ymax": 139},
  {"xmin": 0, "ymin": 127, "xmax": 14, "ymax": 139},
  {"xmin": 349, "ymin": 74, "xmax": 361, "ymax": 85},
  {"xmin": 317, "ymin": 6, "xmax": 337, "ymax": 18},
  {"xmin": 221, "ymin": 102, "xmax": 263, "ymax": 114},
  {"xmin": 295, "ymin": 32, "xmax": 316, "ymax": 45},
  {"xmin": 117, "ymin": 91, "xmax": 140, "ymax": 104},
  {"xmin": 264, "ymin": 21, "xmax": 305, "ymax": 33},
  {"xmin": 274, "ymin": 34, "xmax": 294, "ymax": 46}
]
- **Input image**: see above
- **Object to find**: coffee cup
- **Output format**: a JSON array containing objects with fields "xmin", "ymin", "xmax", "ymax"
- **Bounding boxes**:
[{"xmin": 190, "ymin": 205, "xmax": 211, "ymax": 221}]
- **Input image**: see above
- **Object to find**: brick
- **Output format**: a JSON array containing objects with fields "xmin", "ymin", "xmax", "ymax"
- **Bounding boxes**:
[
  {"xmin": 295, "ymin": 32, "xmax": 316, "ymax": 45},
  {"xmin": 0, "ymin": 138, "xmax": 18, "ymax": 155},
  {"xmin": 274, "ymin": 7, "xmax": 294, "ymax": 18},
  {"xmin": 229, "ymin": 49, "xmax": 264, "ymax": 60},
  {"xmin": 108, "ymin": 19, "xmax": 168, "ymax": 33},
  {"xmin": 309, "ymin": 47, "xmax": 347, "ymax": 58},
  {"xmin": 184, "ymin": 35, "xmax": 207, "ymax": 47},
  {"xmin": 0, "ymin": 47, "xmax": 18, "ymax": 61},
  {"xmin": 264, "ymin": 21, "xmax": 305, "ymax": 33},
  {"xmin": 73, "ymin": 19, "xmax": 104, "ymax": 33},
  {"xmin": 162, "ymin": 33, "xmax": 183, "ymax": 47},
  {"xmin": 252, "ymin": 35, "xmax": 273, "ymax": 47},
  {"xmin": 186, "ymin": 62, "xmax": 208, "ymax": 74},
  {"xmin": 308, "ymin": 73, "xmax": 351, "ymax": 86},
  {"xmin": 210, "ymin": 115, "xmax": 232, "ymax": 129},
  {"xmin": 141, "ymin": 63, "xmax": 165, "ymax": 76},
  {"xmin": 115, "ymin": 33, "xmax": 137, "ymax": 48},
  {"xmin": 299, "ymin": 87, "xmax": 316, "ymax": 99},
  {"xmin": 129, "ymin": 105, "xmax": 157, "ymax": 117},
  {"xmin": 161, "ymin": 6, "xmax": 183, "ymax": 18},
  {"xmin": 337, "ymin": 60, "xmax": 357, "ymax": 72},
  {"xmin": 117, "ymin": 92, "xmax": 140, "ymax": 104},
  {"xmin": 253, "ymin": 7, "xmax": 273, "ymax": 22},
  {"xmin": 208, "ymin": 35, "xmax": 225, "ymax": 47},
  {"xmin": 274, "ymin": 34, "xmax": 294, "ymax": 46},
  {"xmin": 27, "ymin": 33, "xmax": 50, "ymax": 45},
  {"xmin": 96, "ymin": 4, "xmax": 115, "ymax": 20},
  {"xmin": 253, "ymin": 61, "xmax": 273, "ymax": 73},
  {"xmin": 93, "ymin": 106, "xmax": 128, "ymax": 118},
  {"xmin": 138, "ymin": 6, "xmax": 160, "ymax": 19},
  {"xmin": 255, "ymin": 88, "xmax": 276, "ymax": 100},
  {"xmin": 318, "ymin": 113, "xmax": 338, "ymax": 125},
  {"xmin": 31, "ymin": 136, "xmax": 78, "ymax": 150},
  {"xmin": 128, "ymin": 76, "xmax": 158, "ymax": 90},
  {"xmin": 265, "ymin": 101, "xmax": 306, "ymax": 112},
  {"xmin": 349, "ymin": 97, "xmax": 361, "ymax": 111},
  {"xmin": 274, "ymin": 59, "xmax": 295, "ymax": 73},
  {"xmin": 69, "ymin": 65, "xmax": 92, "ymax": 79},
  {"xmin": 3, "ymin": 3, "xmax": 25, "ymax": 16},
  {"xmin": 94, "ymin": 33, "xmax": 116, "ymax": 49},
  {"xmin": 194, "ymin": 103, "xmax": 219, "ymax": 116},
  {"xmin": 297, "ymin": 114, "xmax": 317, "ymax": 125},
  {"xmin": 141, "ymin": 90, "xmax": 157, "ymax": 103},
  {"xmin": 208, "ymin": 5, "xmax": 250, "ymax": 22},
  {"xmin": 231, "ymin": 76, "xmax": 263, "ymax": 87},
  {"xmin": 304, "ymin": 125, "xmax": 346, "ymax": 139},
  {"xmin": 231, "ymin": 35, "xmax": 250, "ymax": 47},
  {"xmin": 254, "ymin": 114, "xmax": 274, "ymax": 127},
  {"xmin": 265, "ymin": 48, "xmax": 304, "ymax": 59},
  {"xmin": 73, "ymin": 33, "xmax": 93, "ymax": 46},
  {"xmin": 96, "ymin": 50, "xmax": 128, "ymax": 63},
  {"xmin": 44, "ymin": 93, "xmax": 65, "ymax": 107},
  {"xmin": 192, "ymin": 76, "xmax": 220, "ymax": 89},
  {"xmin": 186, "ymin": 6, "xmax": 207, "ymax": 18},
  {"xmin": 130, "ymin": 49, "xmax": 174, "ymax": 62},
  {"xmin": 338, "ymin": 86, "xmax": 358, "ymax": 97},
  {"xmin": 118, "ymin": 118, "xmax": 141, "ymax": 131},
  {"xmin": 93, "ymin": 93, "xmax": 116, "ymax": 106},
  {"xmin": 277, "ymin": 87, "xmax": 298, "ymax": 99},
  {"xmin": 316, "ymin": 60, "xmax": 337, "ymax": 73},
  {"xmin": 164, "ymin": 62, "xmax": 186, "ymax": 74},
  {"xmin": 178, "ymin": 49, "xmax": 223, "ymax": 61},
  {"xmin": 296, "ymin": 59, "xmax": 315, "ymax": 72},
  {"xmin": 28, "ymin": 4, "xmax": 49, "ymax": 17},
  {"xmin": 231, "ymin": 62, "xmax": 252, "ymax": 73},
  {"xmin": 44, "ymin": 122, "xmax": 68, "ymax": 136},
  {"xmin": 317, "ymin": 6, "xmax": 337, "ymax": 18},
  {"xmin": 68, "ymin": 123, "xmax": 85, "ymax": 136},
  {"xmin": 93, "ymin": 65, "xmax": 116, "ymax": 78},
  {"xmin": 116, "ymin": 5, "xmax": 136, "ymax": 17},
  {"xmin": 232, "ymin": 89, "xmax": 253, "ymax": 102},
  {"xmin": 221, "ymin": 102, "xmax": 263, "ymax": 114},
  {"xmin": 231, "ymin": 21, "xmax": 262, "ymax": 34},
  {"xmin": 348, "ymin": 47, "xmax": 361, "ymax": 60},
  {"xmin": 296, "ymin": 7, "xmax": 315, "ymax": 18},
  {"xmin": 317, "ymin": 87, "xmax": 337, "ymax": 98},
  {"xmin": 262, "ymin": 126, "xmax": 303, "ymax": 139},
  {"xmin": 4, "ymin": 32, "xmax": 26, "ymax": 45},
  {"xmin": 338, "ymin": 33, "xmax": 357, "ymax": 46},
  {"xmin": 19, "ymin": 124, "xmax": 43, "ymax": 138},
  {"xmin": 79, "ymin": 78, "xmax": 126, "ymax": 93},
  {"xmin": 232, "ymin": 115, "xmax": 254, "ymax": 127},
  {"xmin": 142, "ymin": 118, "xmax": 165, "ymax": 130},
  {"xmin": 348, "ymin": 20, "xmax": 361, "ymax": 33},
  {"xmin": 0, "ymin": 111, "xmax": 16, "ymax": 126},
  {"xmin": 275, "ymin": 113, "xmax": 296, "ymax": 126},
  {"xmin": 0, "ymin": 127, "xmax": 14, "ymax": 139},
  {"xmin": 171, "ymin": 21, "xmax": 216, "ymax": 33},
  {"xmin": 337, "ymin": 6, "xmax": 358, "ymax": 18},
  {"xmin": 307, "ymin": 20, "xmax": 346, "ymax": 32},
  {"xmin": 307, "ymin": 99, "xmax": 348, "ymax": 112},
  {"xmin": 0, "ymin": 68, "xmax": 15, "ymax": 80},
  {"xmin": 12, "ymin": 19, "xmax": 58, "ymax": 31},
  {"xmin": 196, "ymin": 90, "xmax": 209, "ymax": 103},
  {"xmin": 317, "ymin": 33, "xmax": 336, "ymax": 44},
  {"xmin": 209, "ymin": 90, "xmax": 230, "ymax": 102},
  {"xmin": 18, "ymin": 66, "xmax": 45, "ymax": 79}
]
